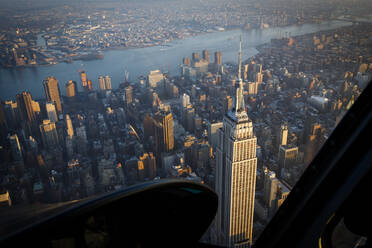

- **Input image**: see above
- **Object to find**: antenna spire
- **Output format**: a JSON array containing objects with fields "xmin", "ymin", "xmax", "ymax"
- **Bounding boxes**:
[{"xmin": 238, "ymin": 35, "xmax": 242, "ymax": 80}]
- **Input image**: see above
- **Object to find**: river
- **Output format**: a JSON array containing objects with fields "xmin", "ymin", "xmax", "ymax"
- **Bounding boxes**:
[{"xmin": 0, "ymin": 20, "xmax": 352, "ymax": 100}]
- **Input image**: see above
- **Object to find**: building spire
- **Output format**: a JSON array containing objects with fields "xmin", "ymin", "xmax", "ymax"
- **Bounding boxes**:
[
  {"xmin": 235, "ymin": 35, "xmax": 245, "ymax": 114},
  {"xmin": 238, "ymin": 35, "xmax": 242, "ymax": 81},
  {"xmin": 227, "ymin": 36, "xmax": 248, "ymax": 122}
]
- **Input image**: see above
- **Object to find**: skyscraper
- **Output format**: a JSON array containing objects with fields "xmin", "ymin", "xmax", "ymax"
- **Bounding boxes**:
[
  {"xmin": 99, "ymin": 76, "xmax": 106, "ymax": 91},
  {"xmin": 278, "ymin": 145, "xmax": 298, "ymax": 176},
  {"xmin": 143, "ymin": 113, "xmax": 154, "ymax": 141},
  {"xmin": 263, "ymin": 170, "xmax": 279, "ymax": 211},
  {"xmin": 203, "ymin": 50, "xmax": 210, "ymax": 63},
  {"xmin": 180, "ymin": 93, "xmax": 191, "ymax": 108},
  {"xmin": 75, "ymin": 124, "xmax": 88, "ymax": 155},
  {"xmin": 16, "ymin": 92, "xmax": 36, "ymax": 124},
  {"xmin": 87, "ymin": 80, "xmax": 93, "ymax": 91},
  {"xmin": 215, "ymin": 39, "xmax": 257, "ymax": 247},
  {"xmin": 223, "ymin": 96, "xmax": 233, "ymax": 114},
  {"xmin": 65, "ymin": 114, "xmax": 74, "ymax": 138},
  {"xmin": 184, "ymin": 105, "xmax": 195, "ymax": 132},
  {"xmin": 81, "ymin": 71, "xmax": 87, "ymax": 89},
  {"xmin": 214, "ymin": 51, "xmax": 222, "ymax": 65},
  {"xmin": 9, "ymin": 134, "xmax": 23, "ymax": 161},
  {"xmin": 105, "ymin": 75, "xmax": 112, "ymax": 90},
  {"xmin": 255, "ymin": 64, "xmax": 263, "ymax": 84},
  {"xmin": 125, "ymin": 85, "xmax": 133, "ymax": 106},
  {"xmin": 4, "ymin": 100, "xmax": 19, "ymax": 129},
  {"xmin": 207, "ymin": 122, "xmax": 223, "ymax": 150},
  {"xmin": 192, "ymin": 52, "xmax": 200, "ymax": 61},
  {"xmin": 304, "ymin": 123, "xmax": 325, "ymax": 165},
  {"xmin": 40, "ymin": 119, "xmax": 59, "ymax": 149},
  {"xmin": 138, "ymin": 152, "xmax": 157, "ymax": 179},
  {"xmin": 45, "ymin": 102, "xmax": 58, "ymax": 123},
  {"xmin": 66, "ymin": 80, "xmax": 77, "ymax": 98},
  {"xmin": 153, "ymin": 111, "xmax": 174, "ymax": 159},
  {"xmin": 183, "ymin": 57, "xmax": 191, "ymax": 67},
  {"xmin": 279, "ymin": 124, "xmax": 288, "ymax": 148},
  {"xmin": 16, "ymin": 92, "xmax": 37, "ymax": 136},
  {"xmin": 43, "ymin": 76, "xmax": 62, "ymax": 114}
]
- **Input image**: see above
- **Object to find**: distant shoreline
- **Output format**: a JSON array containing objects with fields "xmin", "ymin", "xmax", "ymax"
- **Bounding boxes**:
[
  {"xmin": 0, "ymin": 19, "xmax": 356, "ymax": 71},
  {"xmin": 0, "ymin": 22, "xmax": 328, "ymax": 70}
]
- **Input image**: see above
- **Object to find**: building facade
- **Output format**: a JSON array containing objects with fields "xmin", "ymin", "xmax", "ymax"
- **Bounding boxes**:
[
  {"xmin": 215, "ymin": 40, "xmax": 257, "ymax": 247},
  {"xmin": 43, "ymin": 76, "xmax": 62, "ymax": 114}
]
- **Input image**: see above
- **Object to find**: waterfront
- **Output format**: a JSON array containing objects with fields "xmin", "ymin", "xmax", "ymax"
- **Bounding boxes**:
[{"xmin": 0, "ymin": 20, "xmax": 352, "ymax": 100}]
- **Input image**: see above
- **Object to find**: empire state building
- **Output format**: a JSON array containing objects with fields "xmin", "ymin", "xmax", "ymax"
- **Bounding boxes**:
[{"xmin": 215, "ymin": 38, "xmax": 257, "ymax": 247}]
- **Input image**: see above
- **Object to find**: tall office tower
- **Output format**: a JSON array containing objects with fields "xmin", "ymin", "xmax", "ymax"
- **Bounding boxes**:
[
  {"xmin": 255, "ymin": 64, "xmax": 263, "ymax": 84},
  {"xmin": 278, "ymin": 145, "xmax": 298, "ymax": 176},
  {"xmin": 125, "ymin": 86, "xmax": 133, "ymax": 106},
  {"xmin": 66, "ymin": 80, "xmax": 77, "ymax": 98},
  {"xmin": 214, "ymin": 51, "xmax": 222, "ymax": 65},
  {"xmin": 81, "ymin": 71, "xmax": 88, "ymax": 88},
  {"xmin": 304, "ymin": 123, "xmax": 325, "ymax": 165},
  {"xmin": 183, "ymin": 57, "xmax": 191, "ymax": 67},
  {"xmin": 180, "ymin": 93, "xmax": 190, "ymax": 108},
  {"xmin": 31, "ymin": 100, "xmax": 40, "ymax": 115},
  {"xmin": 192, "ymin": 52, "xmax": 200, "ymax": 61},
  {"xmin": 75, "ymin": 125, "xmax": 88, "ymax": 155},
  {"xmin": 143, "ymin": 113, "xmax": 154, "ymax": 141},
  {"xmin": 223, "ymin": 96, "xmax": 233, "ymax": 114},
  {"xmin": 139, "ymin": 152, "xmax": 157, "ymax": 179},
  {"xmin": 87, "ymin": 80, "xmax": 93, "ymax": 91},
  {"xmin": 99, "ymin": 76, "xmax": 106, "ymax": 91},
  {"xmin": 40, "ymin": 119, "xmax": 59, "ymax": 148},
  {"xmin": 66, "ymin": 114, "xmax": 74, "ymax": 138},
  {"xmin": 203, "ymin": 50, "xmax": 210, "ymax": 63},
  {"xmin": 43, "ymin": 76, "xmax": 62, "ymax": 114},
  {"xmin": 45, "ymin": 102, "xmax": 58, "ymax": 123},
  {"xmin": 184, "ymin": 105, "xmax": 195, "ymax": 132},
  {"xmin": 105, "ymin": 75, "xmax": 112, "ymax": 90},
  {"xmin": 16, "ymin": 92, "xmax": 35, "ymax": 123},
  {"xmin": 244, "ymin": 64, "xmax": 249, "ymax": 80},
  {"xmin": 247, "ymin": 82, "xmax": 258, "ymax": 95},
  {"xmin": 16, "ymin": 92, "xmax": 36, "ymax": 136},
  {"xmin": 279, "ymin": 124, "xmax": 288, "ymax": 147},
  {"xmin": 4, "ymin": 101, "xmax": 19, "ymax": 129},
  {"xmin": 215, "ymin": 39, "xmax": 257, "ymax": 247},
  {"xmin": 207, "ymin": 122, "xmax": 223, "ymax": 150},
  {"xmin": 263, "ymin": 170, "xmax": 279, "ymax": 211},
  {"xmin": 302, "ymin": 113, "xmax": 316, "ymax": 144},
  {"xmin": 153, "ymin": 111, "xmax": 174, "ymax": 158},
  {"xmin": 9, "ymin": 134, "xmax": 23, "ymax": 161}
]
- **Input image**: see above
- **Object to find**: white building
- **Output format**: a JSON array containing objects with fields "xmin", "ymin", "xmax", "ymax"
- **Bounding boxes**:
[
  {"xmin": 181, "ymin": 93, "xmax": 191, "ymax": 108},
  {"xmin": 148, "ymin": 70, "xmax": 164, "ymax": 88}
]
